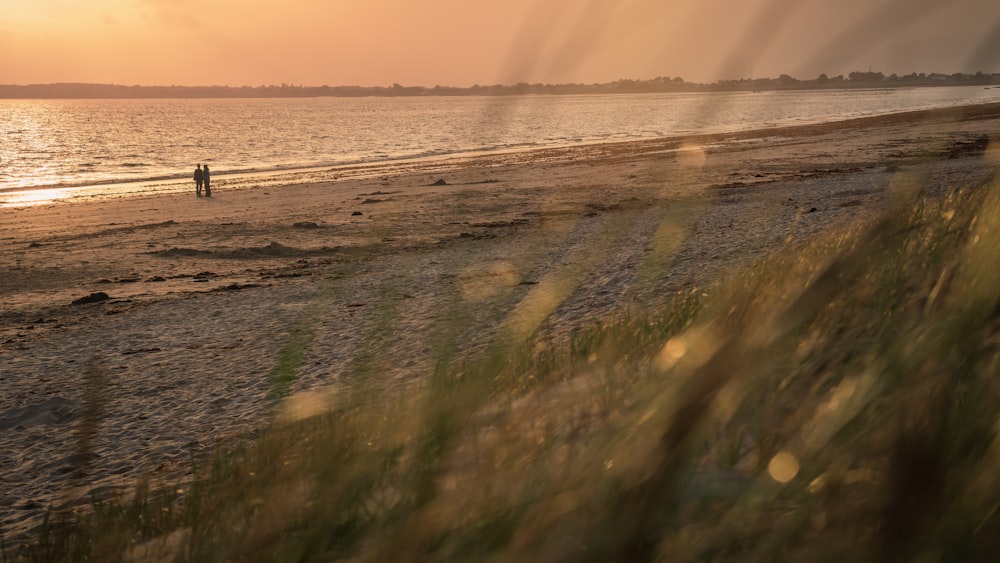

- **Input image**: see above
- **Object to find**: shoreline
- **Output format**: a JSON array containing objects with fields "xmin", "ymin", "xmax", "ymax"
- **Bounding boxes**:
[
  {"xmin": 1, "ymin": 101, "xmax": 998, "ymax": 539},
  {"xmin": 4, "ymin": 99, "xmax": 1000, "ymax": 208}
]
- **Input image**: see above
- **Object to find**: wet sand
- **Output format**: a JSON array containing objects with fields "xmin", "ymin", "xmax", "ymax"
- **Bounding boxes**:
[{"xmin": 2, "ymin": 102, "xmax": 999, "ymax": 538}]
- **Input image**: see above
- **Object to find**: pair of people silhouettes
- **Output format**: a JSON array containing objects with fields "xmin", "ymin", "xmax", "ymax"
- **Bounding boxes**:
[{"xmin": 194, "ymin": 164, "xmax": 211, "ymax": 197}]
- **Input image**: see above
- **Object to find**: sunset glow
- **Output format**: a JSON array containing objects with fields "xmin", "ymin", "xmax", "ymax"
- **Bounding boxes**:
[{"xmin": 1, "ymin": 0, "xmax": 999, "ymax": 87}]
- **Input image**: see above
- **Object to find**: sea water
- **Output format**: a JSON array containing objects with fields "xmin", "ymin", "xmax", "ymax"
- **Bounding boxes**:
[{"xmin": 1, "ymin": 86, "xmax": 997, "ymax": 206}]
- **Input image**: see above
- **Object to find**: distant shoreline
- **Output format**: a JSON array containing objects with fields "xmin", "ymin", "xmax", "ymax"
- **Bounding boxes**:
[{"xmin": 3, "ymin": 72, "xmax": 1000, "ymax": 99}]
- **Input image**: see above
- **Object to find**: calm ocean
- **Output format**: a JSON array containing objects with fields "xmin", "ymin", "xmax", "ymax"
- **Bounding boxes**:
[{"xmin": 1, "ymin": 86, "xmax": 997, "ymax": 206}]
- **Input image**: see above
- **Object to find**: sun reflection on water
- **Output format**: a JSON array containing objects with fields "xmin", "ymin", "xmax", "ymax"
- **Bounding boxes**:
[{"xmin": 0, "ymin": 188, "xmax": 73, "ymax": 207}]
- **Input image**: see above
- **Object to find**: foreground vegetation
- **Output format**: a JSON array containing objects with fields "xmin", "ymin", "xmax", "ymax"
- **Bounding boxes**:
[{"xmin": 7, "ymin": 162, "xmax": 1000, "ymax": 561}]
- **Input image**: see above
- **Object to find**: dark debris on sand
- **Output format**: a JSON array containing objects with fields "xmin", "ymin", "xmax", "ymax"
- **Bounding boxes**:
[{"xmin": 71, "ymin": 292, "xmax": 111, "ymax": 306}]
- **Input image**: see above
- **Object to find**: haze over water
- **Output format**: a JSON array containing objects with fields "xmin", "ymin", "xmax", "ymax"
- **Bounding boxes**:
[{"xmin": 2, "ymin": 86, "xmax": 998, "ymax": 207}]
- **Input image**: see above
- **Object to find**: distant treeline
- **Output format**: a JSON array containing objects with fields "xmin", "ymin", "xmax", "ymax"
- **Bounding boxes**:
[{"xmin": 3, "ymin": 71, "xmax": 1000, "ymax": 99}]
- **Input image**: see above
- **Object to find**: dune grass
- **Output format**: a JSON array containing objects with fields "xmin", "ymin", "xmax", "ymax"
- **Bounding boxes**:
[{"xmin": 7, "ymin": 161, "xmax": 1000, "ymax": 561}]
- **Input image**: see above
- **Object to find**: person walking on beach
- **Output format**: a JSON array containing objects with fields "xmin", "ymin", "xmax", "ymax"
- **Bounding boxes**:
[
  {"xmin": 203, "ymin": 164, "xmax": 211, "ymax": 197},
  {"xmin": 194, "ymin": 164, "xmax": 204, "ymax": 196}
]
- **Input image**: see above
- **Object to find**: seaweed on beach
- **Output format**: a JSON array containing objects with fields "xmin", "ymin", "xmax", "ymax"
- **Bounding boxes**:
[{"xmin": 148, "ymin": 242, "xmax": 343, "ymax": 259}]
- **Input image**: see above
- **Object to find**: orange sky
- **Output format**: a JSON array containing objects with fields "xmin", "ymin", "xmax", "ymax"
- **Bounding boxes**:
[{"xmin": 2, "ymin": 0, "xmax": 999, "ymax": 87}]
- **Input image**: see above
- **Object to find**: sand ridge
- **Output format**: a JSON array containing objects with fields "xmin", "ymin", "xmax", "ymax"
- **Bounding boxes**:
[{"xmin": 1, "ymin": 103, "xmax": 999, "ymax": 538}]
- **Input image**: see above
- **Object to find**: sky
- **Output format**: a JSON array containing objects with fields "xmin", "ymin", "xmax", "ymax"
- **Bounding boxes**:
[{"xmin": 2, "ymin": 0, "xmax": 1000, "ymax": 87}]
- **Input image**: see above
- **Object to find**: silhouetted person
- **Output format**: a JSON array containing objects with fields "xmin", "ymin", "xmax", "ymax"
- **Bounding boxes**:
[
  {"xmin": 203, "ymin": 164, "xmax": 211, "ymax": 197},
  {"xmin": 194, "ymin": 164, "xmax": 204, "ymax": 196}
]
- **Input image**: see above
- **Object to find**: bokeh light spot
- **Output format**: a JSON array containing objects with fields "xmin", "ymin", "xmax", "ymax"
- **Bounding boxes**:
[
  {"xmin": 677, "ymin": 144, "xmax": 707, "ymax": 169},
  {"xmin": 768, "ymin": 451, "xmax": 800, "ymax": 483}
]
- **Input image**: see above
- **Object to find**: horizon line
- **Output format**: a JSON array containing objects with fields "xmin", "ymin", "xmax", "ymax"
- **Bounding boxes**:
[{"xmin": 4, "ymin": 69, "xmax": 1000, "ymax": 90}]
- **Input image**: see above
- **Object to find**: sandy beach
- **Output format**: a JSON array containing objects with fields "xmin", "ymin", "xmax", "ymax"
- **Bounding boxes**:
[{"xmin": 2, "ymin": 103, "xmax": 999, "ymax": 539}]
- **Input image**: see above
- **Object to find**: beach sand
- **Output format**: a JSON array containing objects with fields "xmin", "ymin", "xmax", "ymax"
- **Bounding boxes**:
[{"xmin": 2, "ymin": 103, "xmax": 999, "ymax": 538}]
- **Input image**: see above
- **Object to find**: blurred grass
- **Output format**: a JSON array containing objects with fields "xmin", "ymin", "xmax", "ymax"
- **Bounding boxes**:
[{"xmin": 8, "ymin": 157, "xmax": 1000, "ymax": 561}]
